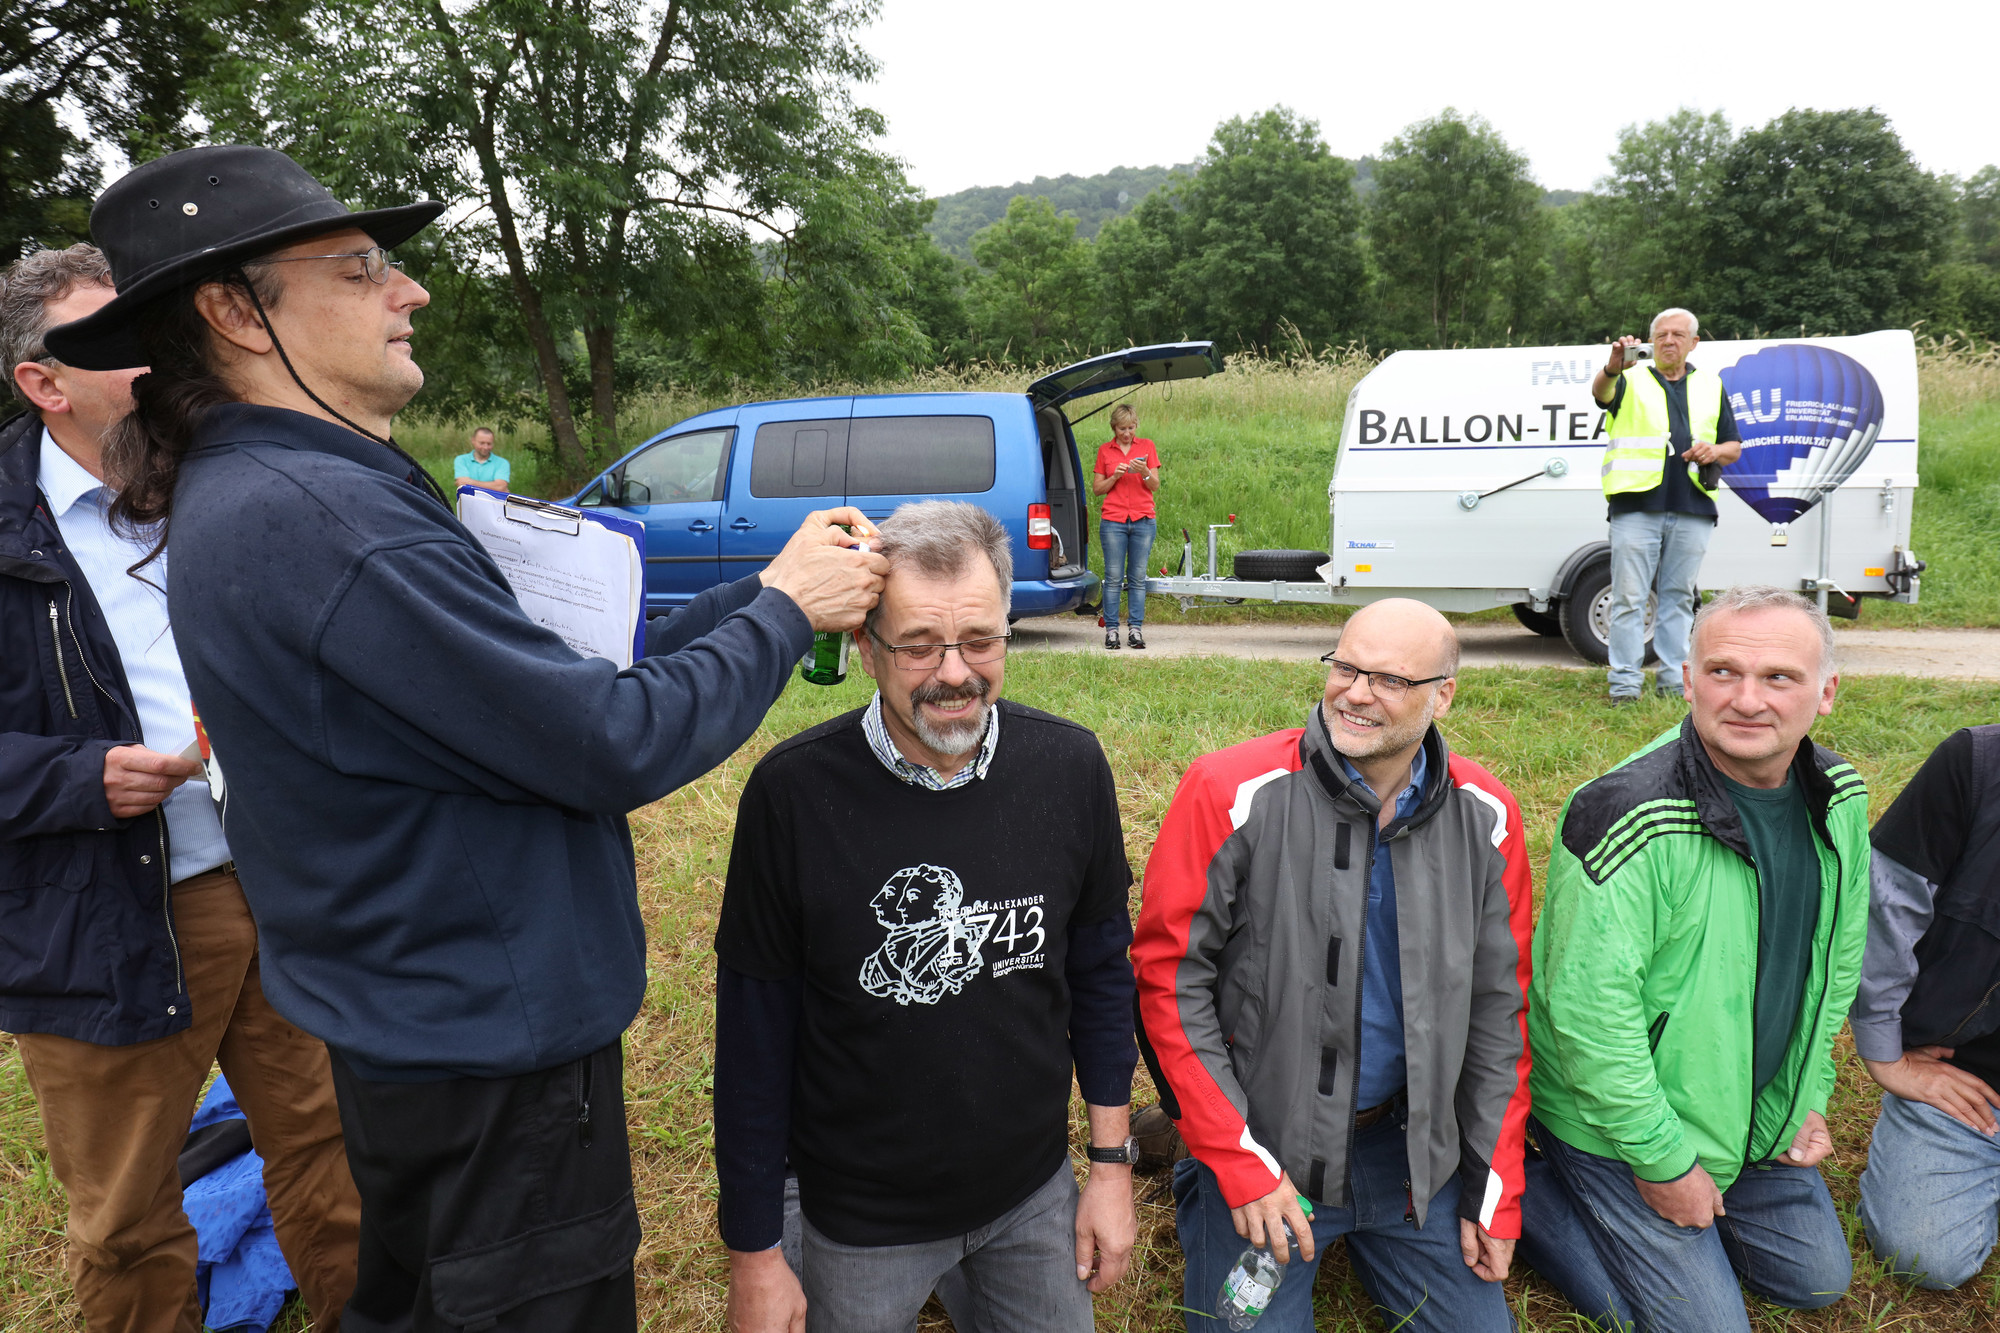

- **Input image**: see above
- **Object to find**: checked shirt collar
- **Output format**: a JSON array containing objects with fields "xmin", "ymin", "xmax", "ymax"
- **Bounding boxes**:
[{"xmin": 861, "ymin": 691, "xmax": 1000, "ymax": 791}]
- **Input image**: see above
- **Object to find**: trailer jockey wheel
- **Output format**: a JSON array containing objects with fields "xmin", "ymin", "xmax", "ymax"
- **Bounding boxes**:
[{"xmin": 1559, "ymin": 555, "xmax": 1656, "ymax": 666}]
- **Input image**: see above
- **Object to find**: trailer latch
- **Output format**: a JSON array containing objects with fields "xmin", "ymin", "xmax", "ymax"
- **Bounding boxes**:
[{"xmin": 1458, "ymin": 457, "xmax": 1569, "ymax": 511}]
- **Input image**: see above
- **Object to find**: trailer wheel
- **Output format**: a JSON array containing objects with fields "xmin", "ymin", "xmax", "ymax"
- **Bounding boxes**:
[
  {"xmin": 1559, "ymin": 557, "xmax": 1655, "ymax": 666},
  {"xmin": 1233, "ymin": 549, "xmax": 1328, "ymax": 582},
  {"xmin": 1511, "ymin": 603, "xmax": 1562, "ymax": 637}
]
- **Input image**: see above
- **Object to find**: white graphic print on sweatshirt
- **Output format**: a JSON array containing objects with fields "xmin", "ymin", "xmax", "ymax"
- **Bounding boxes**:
[{"xmin": 858, "ymin": 863, "xmax": 1047, "ymax": 1005}]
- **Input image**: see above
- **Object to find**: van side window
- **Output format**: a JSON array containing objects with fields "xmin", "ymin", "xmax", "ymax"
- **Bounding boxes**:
[
  {"xmin": 750, "ymin": 418, "xmax": 851, "ymax": 498},
  {"xmin": 622, "ymin": 428, "xmax": 731, "ymax": 504},
  {"xmin": 847, "ymin": 416, "xmax": 997, "ymax": 496}
]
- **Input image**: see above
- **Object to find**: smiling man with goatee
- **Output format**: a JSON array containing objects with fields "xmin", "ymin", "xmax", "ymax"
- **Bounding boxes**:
[{"xmin": 713, "ymin": 500, "xmax": 1141, "ymax": 1333}]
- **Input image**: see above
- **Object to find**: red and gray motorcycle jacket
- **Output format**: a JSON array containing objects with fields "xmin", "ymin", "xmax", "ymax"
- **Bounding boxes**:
[{"xmin": 1132, "ymin": 708, "xmax": 1534, "ymax": 1236}]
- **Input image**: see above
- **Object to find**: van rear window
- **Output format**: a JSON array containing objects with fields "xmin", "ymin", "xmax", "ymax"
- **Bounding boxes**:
[
  {"xmin": 750, "ymin": 419, "xmax": 850, "ymax": 498},
  {"xmin": 847, "ymin": 416, "xmax": 996, "ymax": 496}
]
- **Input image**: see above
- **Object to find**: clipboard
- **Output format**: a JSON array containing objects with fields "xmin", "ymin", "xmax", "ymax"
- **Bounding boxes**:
[{"xmin": 457, "ymin": 486, "xmax": 646, "ymax": 667}]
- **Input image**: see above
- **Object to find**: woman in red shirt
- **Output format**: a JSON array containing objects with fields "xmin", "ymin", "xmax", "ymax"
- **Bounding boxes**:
[{"xmin": 1091, "ymin": 403, "xmax": 1162, "ymax": 650}]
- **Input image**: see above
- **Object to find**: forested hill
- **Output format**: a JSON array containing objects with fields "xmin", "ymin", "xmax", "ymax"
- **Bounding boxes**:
[
  {"xmin": 925, "ymin": 163, "xmax": 1197, "ymax": 257},
  {"xmin": 927, "ymin": 156, "xmax": 1584, "ymax": 258}
]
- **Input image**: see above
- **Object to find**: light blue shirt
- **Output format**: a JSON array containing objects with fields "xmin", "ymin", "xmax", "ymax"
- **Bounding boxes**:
[
  {"xmin": 38, "ymin": 431, "xmax": 230, "ymax": 882},
  {"xmin": 454, "ymin": 452, "xmax": 510, "ymax": 484}
]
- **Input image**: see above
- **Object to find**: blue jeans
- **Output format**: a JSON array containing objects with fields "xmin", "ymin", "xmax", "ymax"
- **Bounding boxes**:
[
  {"xmin": 1172, "ymin": 1114, "xmax": 1513, "ymax": 1333},
  {"xmin": 1518, "ymin": 1117, "xmax": 1850, "ymax": 1332},
  {"xmin": 1099, "ymin": 517, "xmax": 1155, "ymax": 627},
  {"xmin": 1607, "ymin": 510, "xmax": 1713, "ymax": 698},
  {"xmin": 1859, "ymin": 1090, "xmax": 2000, "ymax": 1290}
]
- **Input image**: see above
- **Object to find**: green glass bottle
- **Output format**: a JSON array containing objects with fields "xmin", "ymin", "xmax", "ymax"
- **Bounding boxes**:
[
  {"xmin": 801, "ymin": 524, "xmax": 865, "ymax": 686},
  {"xmin": 800, "ymin": 629, "xmax": 850, "ymax": 686}
]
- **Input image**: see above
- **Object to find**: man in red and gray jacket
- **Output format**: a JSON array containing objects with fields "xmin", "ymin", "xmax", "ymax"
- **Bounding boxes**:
[{"xmin": 1133, "ymin": 599, "xmax": 1533, "ymax": 1333}]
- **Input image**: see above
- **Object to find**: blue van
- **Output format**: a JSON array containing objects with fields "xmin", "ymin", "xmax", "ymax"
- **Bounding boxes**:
[{"xmin": 564, "ymin": 343, "xmax": 1223, "ymax": 619}]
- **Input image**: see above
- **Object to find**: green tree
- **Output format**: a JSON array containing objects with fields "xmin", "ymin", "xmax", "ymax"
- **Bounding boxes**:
[
  {"xmin": 965, "ymin": 194, "xmax": 1098, "ymax": 363},
  {"xmin": 1367, "ymin": 109, "xmax": 1543, "ymax": 346},
  {"xmin": 1088, "ymin": 192, "xmax": 1192, "ymax": 348},
  {"xmin": 1960, "ymin": 165, "xmax": 2000, "ymax": 268},
  {"xmin": 1701, "ymin": 107, "xmax": 1954, "ymax": 336},
  {"xmin": 0, "ymin": 0, "xmax": 270, "ymax": 260},
  {"xmin": 201, "ymin": 0, "xmax": 903, "ymax": 482},
  {"xmin": 1170, "ymin": 107, "xmax": 1366, "ymax": 350},
  {"xmin": 1551, "ymin": 109, "xmax": 1735, "ymax": 339},
  {"xmin": 1092, "ymin": 188, "xmax": 1191, "ymax": 346}
]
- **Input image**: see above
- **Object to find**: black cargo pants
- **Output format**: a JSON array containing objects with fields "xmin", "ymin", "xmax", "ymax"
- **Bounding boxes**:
[{"xmin": 328, "ymin": 1041, "xmax": 641, "ymax": 1332}]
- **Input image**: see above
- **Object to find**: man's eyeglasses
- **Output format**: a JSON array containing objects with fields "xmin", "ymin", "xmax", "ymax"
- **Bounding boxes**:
[
  {"xmin": 1319, "ymin": 652, "xmax": 1450, "ymax": 699},
  {"xmin": 260, "ymin": 245, "xmax": 404, "ymax": 284},
  {"xmin": 869, "ymin": 631, "xmax": 1014, "ymax": 671}
]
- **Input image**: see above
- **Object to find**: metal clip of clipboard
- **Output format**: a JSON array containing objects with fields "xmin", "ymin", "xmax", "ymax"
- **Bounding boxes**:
[{"xmin": 500, "ymin": 494, "xmax": 583, "ymax": 535}]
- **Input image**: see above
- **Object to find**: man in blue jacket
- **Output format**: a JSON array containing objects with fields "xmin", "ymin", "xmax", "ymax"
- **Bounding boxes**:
[
  {"xmin": 2, "ymin": 243, "xmax": 360, "ymax": 1330},
  {"xmin": 45, "ymin": 145, "xmax": 886, "ymax": 1332}
]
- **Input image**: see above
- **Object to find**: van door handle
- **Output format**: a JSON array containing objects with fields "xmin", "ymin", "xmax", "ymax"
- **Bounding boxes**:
[
  {"xmin": 730, "ymin": 517, "xmax": 757, "ymax": 531},
  {"xmin": 687, "ymin": 520, "xmax": 714, "ymax": 533}
]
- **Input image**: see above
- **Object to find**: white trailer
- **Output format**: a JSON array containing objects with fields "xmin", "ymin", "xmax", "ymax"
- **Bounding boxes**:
[{"xmin": 1149, "ymin": 331, "xmax": 1924, "ymax": 663}]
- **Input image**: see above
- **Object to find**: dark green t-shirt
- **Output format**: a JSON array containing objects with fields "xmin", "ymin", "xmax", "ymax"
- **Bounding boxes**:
[{"xmin": 1724, "ymin": 775, "xmax": 1822, "ymax": 1092}]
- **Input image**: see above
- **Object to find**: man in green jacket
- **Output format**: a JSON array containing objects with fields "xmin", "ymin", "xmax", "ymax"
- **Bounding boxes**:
[{"xmin": 1517, "ymin": 585, "xmax": 1868, "ymax": 1332}]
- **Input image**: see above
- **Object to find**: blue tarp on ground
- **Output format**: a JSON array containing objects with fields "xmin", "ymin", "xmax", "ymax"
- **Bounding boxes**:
[{"xmin": 184, "ymin": 1074, "xmax": 295, "ymax": 1332}]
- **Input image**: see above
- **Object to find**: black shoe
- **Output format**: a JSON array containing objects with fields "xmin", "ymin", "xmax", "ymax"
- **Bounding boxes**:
[
  {"xmin": 1128, "ymin": 627, "xmax": 1146, "ymax": 650},
  {"xmin": 1104, "ymin": 628, "xmax": 1121, "ymax": 650},
  {"xmin": 1609, "ymin": 694, "xmax": 1638, "ymax": 707}
]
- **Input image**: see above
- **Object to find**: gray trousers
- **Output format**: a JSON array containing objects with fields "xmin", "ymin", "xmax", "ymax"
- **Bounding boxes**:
[{"xmin": 788, "ymin": 1162, "xmax": 1093, "ymax": 1333}]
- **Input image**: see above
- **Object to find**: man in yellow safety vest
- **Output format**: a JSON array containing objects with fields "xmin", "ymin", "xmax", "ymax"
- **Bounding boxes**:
[{"xmin": 1589, "ymin": 308, "xmax": 1743, "ymax": 704}]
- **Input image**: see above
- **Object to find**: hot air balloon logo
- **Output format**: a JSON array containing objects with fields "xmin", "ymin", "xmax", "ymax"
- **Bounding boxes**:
[{"xmin": 1718, "ymin": 344, "xmax": 1884, "ymax": 544}]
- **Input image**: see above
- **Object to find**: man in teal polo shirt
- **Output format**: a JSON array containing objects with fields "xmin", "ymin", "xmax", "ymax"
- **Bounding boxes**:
[
  {"xmin": 454, "ymin": 425, "xmax": 510, "ymax": 492},
  {"xmin": 1590, "ymin": 308, "xmax": 1741, "ymax": 705}
]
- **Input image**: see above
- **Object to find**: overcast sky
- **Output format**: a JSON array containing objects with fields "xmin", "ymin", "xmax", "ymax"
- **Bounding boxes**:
[{"xmin": 861, "ymin": 0, "xmax": 1996, "ymax": 198}]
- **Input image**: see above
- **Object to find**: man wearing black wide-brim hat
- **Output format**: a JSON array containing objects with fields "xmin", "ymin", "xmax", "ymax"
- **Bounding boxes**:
[{"xmin": 46, "ymin": 143, "xmax": 888, "ymax": 1332}]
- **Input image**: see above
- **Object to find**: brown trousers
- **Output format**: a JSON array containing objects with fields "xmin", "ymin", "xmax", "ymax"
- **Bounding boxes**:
[{"xmin": 14, "ymin": 868, "xmax": 360, "ymax": 1332}]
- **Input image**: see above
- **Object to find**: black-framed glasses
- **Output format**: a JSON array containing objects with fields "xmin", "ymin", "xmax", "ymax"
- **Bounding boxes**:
[
  {"xmin": 260, "ymin": 245, "xmax": 403, "ymax": 284},
  {"xmin": 869, "ymin": 630, "xmax": 1014, "ymax": 671},
  {"xmin": 1318, "ymin": 652, "xmax": 1450, "ymax": 699}
]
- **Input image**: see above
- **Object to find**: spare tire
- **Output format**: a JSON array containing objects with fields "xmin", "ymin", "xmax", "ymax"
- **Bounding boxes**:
[{"xmin": 1233, "ymin": 549, "xmax": 1329, "ymax": 582}]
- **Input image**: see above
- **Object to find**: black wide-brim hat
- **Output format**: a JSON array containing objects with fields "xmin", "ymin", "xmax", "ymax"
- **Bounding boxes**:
[{"xmin": 43, "ymin": 144, "xmax": 443, "ymax": 371}]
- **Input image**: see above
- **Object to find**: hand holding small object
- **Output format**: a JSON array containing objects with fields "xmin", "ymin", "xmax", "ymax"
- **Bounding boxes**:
[{"xmin": 103, "ymin": 745, "xmax": 203, "ymax": 819}]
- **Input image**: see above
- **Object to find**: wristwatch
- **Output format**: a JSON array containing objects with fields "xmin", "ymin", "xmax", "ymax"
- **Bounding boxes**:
[{"xmin": 1086, "ymin": 1136, "xmax": 1140, "ymax": 1165}]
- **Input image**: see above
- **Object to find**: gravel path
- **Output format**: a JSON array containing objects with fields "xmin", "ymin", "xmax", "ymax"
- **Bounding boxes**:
[{"xmin": 1013, "ymin": 617, "xmax": 2000, "ymax": 679}]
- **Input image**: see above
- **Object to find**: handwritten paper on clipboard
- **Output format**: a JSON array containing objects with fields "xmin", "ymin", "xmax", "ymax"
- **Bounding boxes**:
[{"xmin": 456, "ymin": 487, "xmax": 646, "ymax": 668}]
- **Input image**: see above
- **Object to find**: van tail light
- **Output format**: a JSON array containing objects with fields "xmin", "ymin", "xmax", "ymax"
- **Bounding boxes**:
[{"xmin": 1027, "ymin": 503, "xmax": 1052, "ymax": 550}]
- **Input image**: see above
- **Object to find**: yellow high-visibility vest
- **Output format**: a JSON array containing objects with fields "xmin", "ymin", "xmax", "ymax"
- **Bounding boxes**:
[{"xmin": 1600, "ymin": 365, "xmax": 1724, "ymax": 498}]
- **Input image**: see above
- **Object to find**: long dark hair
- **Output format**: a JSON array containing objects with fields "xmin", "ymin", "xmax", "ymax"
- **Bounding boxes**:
[
  {"xmin": 103, "ymin": 266, "xmax": 282, "ymax": 571},
  {"xmin": 104, "ymin": 261, "xmax": 451, "ymax": 571}
]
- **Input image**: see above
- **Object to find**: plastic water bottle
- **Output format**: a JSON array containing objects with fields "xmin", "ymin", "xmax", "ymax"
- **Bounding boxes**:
[
  {"xmin": 1216, "ymin": 1195, "xmax": 1315, "ymax": 1330},
  {"xmin": 799, "ymin": 630, "xmax": 849, "ymax": 685}
]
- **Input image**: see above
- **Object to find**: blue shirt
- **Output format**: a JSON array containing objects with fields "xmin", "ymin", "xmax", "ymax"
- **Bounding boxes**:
[
  {"xmin": 38, "ymin": 431, "xmax": 230, "ymax": 883},
  {"xmin": 453, "ymin": 452, "xmax": 509, "ymax": 484},
  {"xmin": 1345, "ymin": 741, "xmax": 1428, "ymax": 1110}
]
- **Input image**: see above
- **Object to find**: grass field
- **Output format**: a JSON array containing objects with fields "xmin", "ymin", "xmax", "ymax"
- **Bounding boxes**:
[
  {"xmin": 399, "ymin": 341, "xmax": 2000, "ymax": 629},
  {"xmin": 8, "ymin": 657, "xmax": 1999, "ymax": 1331}
]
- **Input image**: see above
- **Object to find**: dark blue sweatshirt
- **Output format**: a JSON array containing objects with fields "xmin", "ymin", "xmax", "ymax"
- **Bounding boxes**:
[{"xmin": 167, "ymin": 404, "xmax": 812, "ymax": 1080}]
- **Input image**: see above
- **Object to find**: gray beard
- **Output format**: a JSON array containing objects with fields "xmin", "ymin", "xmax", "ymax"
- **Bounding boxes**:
[{"xmin": 913, "ymin": 698, "xmax": 989, "ymax": 758}]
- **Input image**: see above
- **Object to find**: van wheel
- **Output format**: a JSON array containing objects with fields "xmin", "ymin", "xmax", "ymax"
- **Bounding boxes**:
[
  {"xmin": 1559, "ymin": 557, "xmax": 1656, "ymax": 666},
  {"xmin": 1511, "ymin": 603, "xmax": 1562, "ymax": 637},
  {"xmin": 1233, "ymin": 550, "xmax": 1328, "ymax": 582}
]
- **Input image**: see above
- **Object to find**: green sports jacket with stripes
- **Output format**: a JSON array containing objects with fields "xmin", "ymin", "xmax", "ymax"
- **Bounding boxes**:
[{"xmin": 1528, "ymin": 718, "xmax": 1869, "ymax": 1192}]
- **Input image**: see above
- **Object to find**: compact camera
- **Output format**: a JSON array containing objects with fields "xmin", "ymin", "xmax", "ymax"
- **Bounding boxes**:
[{"xmin": 1623, "ymin": 342, "xmax": 1654, "ymax": 366}]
